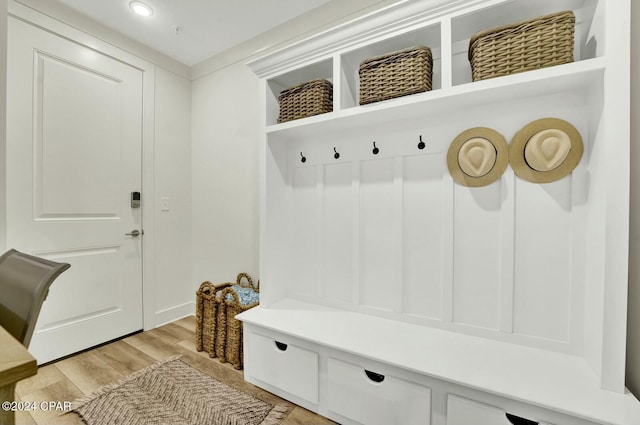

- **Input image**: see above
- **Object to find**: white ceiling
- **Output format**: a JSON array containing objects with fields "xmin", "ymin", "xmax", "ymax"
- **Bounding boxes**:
[{"xmin": 54, "ymin": 0, "xmax": 332, "ymax": 66}]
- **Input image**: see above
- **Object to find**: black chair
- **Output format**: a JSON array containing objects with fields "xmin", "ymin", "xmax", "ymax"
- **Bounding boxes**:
[{"xmin": 0, "ymin": 249, "xmax": 70, "ymax": 347}]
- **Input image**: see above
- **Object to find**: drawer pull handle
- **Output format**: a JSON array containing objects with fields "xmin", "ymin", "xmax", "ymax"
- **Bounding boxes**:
[
  {"xmin": 364, "ymin": 369, "xmax": 385, "ymax": 383},
  {"xmin": 274, "ymin": 341, "xmax": 288, "ymax": 351},
  {"xmin": 506, "ymin": 413, "xmax": 538, "ymax": 425}
]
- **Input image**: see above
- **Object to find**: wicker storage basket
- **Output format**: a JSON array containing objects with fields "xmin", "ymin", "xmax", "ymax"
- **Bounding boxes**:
[
  {"xmin": 468, "ymin": 10, "xmax": 575, "ymax": 82},
  {"xmin": 195, "ymin": 280, "xmax": 232, "ymax": 358},
  {"xmin": 215, "ymin": 273, "xmax": 259, "ymax": 370},
  {"xmin": 277, "ymin": 79, "xmax": 333, "ymax": 123},
  {"xmin": 359, "ymin": 45, "xmax": 433, "ymax": 105}
]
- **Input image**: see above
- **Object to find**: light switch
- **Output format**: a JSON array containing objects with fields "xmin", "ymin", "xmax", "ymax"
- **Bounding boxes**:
[{"xmin": 161, "ymin": 197, "xmax": 170, "ymax": 212}]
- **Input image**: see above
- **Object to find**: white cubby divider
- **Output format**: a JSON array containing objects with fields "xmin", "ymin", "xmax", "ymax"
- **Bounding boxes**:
[
  {"xmin": 440, "ymin": 16, "xmax": 453, "ymax": 89},
  {"xmin": 243, "ymin": 1, "xmax": 640, "ymax": 424}
]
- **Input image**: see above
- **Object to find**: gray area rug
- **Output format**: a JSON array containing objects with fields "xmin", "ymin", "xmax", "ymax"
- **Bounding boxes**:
[{"xmin": 71, "ymin": 356, "xmax": 289, "ymax": 425}]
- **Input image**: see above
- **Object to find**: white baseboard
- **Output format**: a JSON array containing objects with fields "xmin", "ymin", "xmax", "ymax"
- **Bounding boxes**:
[{"xmin": 153, "ymin": 301, "xmax": 195, "ymax": 328}]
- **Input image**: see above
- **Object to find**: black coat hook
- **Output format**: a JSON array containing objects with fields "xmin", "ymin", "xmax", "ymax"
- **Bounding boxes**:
[
  {"xmin": 300, "ymin": 152, "xmax": 306, "ymax": 163},
  {"xmin": 372, "ymin": 141, "xmax": 379, "ymax": 155},
  {"xmin": 333, "ymin": 147, "xmax": 340, "ymax": 159},
  {"xmin": 418, "ymin": 135, "xmax": 426, "ymax": 150}
]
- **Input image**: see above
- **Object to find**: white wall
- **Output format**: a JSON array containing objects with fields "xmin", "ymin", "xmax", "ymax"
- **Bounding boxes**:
[
  {"xmin": 153, "ymin": 68, "xmax": 193, "ymax": 324},
  {"xmin": 191, "ymin": 63, "xmax": 260, "ymax": 285}
]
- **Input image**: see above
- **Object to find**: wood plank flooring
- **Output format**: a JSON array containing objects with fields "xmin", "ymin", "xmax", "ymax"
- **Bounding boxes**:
[{"xmin": 14, "ymin": 316, "xmax": 335, "ymax": 425}]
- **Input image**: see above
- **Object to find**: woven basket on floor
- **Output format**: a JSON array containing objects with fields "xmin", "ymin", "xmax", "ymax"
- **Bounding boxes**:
[
  {"xmin": 468, "ymin": 10, "xmax": 575, "ymax": 82},
  {"xmin": 359, "ymin": 45, "xmax": 433, "ymax": 105},
  {"xmin": 277, "ymin": 79, "xmax": 333, "ymax": 123},
  {"xmin": 195, "ymin": 280, "xmax": 232, "ymax": 358},
  {"xmin": 216, "ymin": 273, "xmax": 259, "ymax": 370}
]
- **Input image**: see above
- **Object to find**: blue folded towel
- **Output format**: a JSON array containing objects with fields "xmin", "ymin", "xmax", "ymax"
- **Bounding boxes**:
[{"xmin": 217, "ymin": 285, "xmax": 259, "ymax": 306}]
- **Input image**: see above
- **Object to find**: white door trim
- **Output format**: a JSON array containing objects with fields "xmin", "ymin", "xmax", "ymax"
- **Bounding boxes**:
[
  {"xmin": 8, "ymin": 2, "xmax": 158, "ymax": 331},
  {"xmin": 141, "ymin": 53, "xmax": 156, "ymax": 332}
]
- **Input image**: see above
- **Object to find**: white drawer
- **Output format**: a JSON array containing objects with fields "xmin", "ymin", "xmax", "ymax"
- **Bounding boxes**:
[
  {"xmin": 245, "ymin": 332, "xmax": 319, "ymax": 403},
  {"xmin": 327, "ymin": 357, "xmax": 431, "ymax": 425},
  {"xmin": 447, "ymin": 394, "xmax": 554, "ymax": 425}
]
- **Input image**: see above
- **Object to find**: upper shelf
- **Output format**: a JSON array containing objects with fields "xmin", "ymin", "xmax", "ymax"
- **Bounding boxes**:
[
  {"xmin": 257, "ymin": 0, "xmax": 602, "ymax": 127},
  {"xmin": 266, "ymin": 57, "xmax": 605, "ymax": 143}
]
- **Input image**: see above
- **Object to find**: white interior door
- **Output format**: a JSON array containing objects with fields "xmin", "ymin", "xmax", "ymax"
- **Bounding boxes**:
[{"xmin": 6, "ymin": 18, "xmax": 144, "ymax": 363}]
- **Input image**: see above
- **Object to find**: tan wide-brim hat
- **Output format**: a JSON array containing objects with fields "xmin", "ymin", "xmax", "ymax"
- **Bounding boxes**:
[
  {"xmin": 509, "ymin": 118, "xmax": 583, "ymax": 184},
  {"xmin": 447, "ymin": 127, "xmax": 508, "ymax": 187}
]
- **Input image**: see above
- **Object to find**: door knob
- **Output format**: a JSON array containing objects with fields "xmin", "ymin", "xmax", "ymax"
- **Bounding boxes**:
[{"xmin": 125, "ymin": 229, "xmax": 142, "ymax": 237}]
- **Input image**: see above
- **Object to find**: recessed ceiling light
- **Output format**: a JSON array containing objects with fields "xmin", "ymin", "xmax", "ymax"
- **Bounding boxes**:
[{"xmin": 129, "ymin": 1, "xmax": 153, "ymax": 17}]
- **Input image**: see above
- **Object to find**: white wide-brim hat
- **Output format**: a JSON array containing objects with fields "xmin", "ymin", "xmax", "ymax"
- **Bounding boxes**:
[
  {"xmin": 447, "ymin": 127, "xmax": 509, "ymax": 187},
  {"xmin": 509, "ymin": 117, "xmax": 583, "ymax": 184}
]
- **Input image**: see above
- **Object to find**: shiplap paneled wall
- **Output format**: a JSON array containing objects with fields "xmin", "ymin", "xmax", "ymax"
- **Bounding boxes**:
[{"xmin": 279, "ymin": 87, "xmax": 591, "ymax": 355}]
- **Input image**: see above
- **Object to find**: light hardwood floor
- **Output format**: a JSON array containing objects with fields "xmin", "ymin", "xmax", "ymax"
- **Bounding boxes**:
[{"xmin": 14, "ymin": 316, "xmax": 335, "ymax": 425}]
